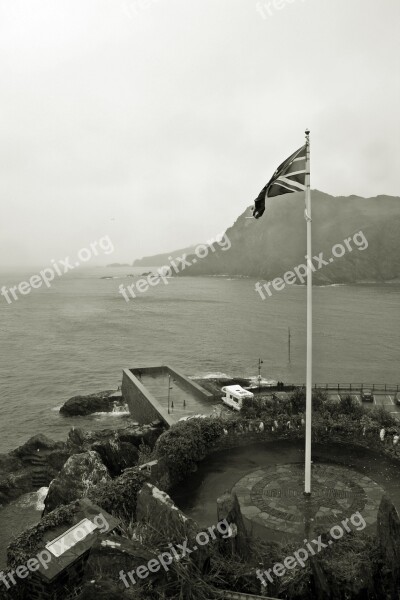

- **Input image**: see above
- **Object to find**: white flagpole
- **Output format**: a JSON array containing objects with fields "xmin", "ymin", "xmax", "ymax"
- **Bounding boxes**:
[{"xmin": 304, "ymin": 129, "xmax": 312, "ymax": 495}]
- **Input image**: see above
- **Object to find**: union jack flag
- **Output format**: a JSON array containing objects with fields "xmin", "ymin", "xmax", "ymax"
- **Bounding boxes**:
[{"xmin": 252, "ymin": 144, "xmax": 307, "ymax": 219}]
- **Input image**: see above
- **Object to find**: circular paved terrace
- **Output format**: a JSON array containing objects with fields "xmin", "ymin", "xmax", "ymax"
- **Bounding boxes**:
[{"xmin": 232, "ymin": 463, "xmax": 385, "ymax": 537}]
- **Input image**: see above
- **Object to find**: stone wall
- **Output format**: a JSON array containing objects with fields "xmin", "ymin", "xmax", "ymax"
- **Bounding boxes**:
[
  {"xmin": 157, "ymin": 421, "xmax": 400, "ymax": 491},
  {"xmin": 377, "ymin": 495, "xmax": 400, "ymax": 593},
  {"xmin": 164, "ymin": 365, "xmax": 214, "ymax": 402},
  {"xmin": 122, "ymin": 369, "xmax": 175, "ymax": 427},
  {"xmin": 206, "ymin": 422, "xmax": 400, "ymax": 462}
]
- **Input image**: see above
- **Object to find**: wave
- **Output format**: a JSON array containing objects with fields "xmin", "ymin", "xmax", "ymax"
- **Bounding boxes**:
[
  {"xmin": 191, "ymin": 372, "xmax": 231, "ymax": 379},
  {"xmin": 192, "ymin": 372, "xmax": 277, "ymax": 385},
  {"xmin": 16, "ymin": 487, "xmax": 48, "ymax": 511},
  {"xmin": 100, "ymin": 275, "xmax": 137, "ymax": 280},
  {"xmin": 248, "ymin": 376, "xmax": 277, "ymax": 387},
  {"xmin": 93, "ymin": 403, "xmax": 131, "ymax": 418}
]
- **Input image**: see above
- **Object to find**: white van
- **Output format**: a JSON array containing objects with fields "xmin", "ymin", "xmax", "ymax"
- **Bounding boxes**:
[{"xmin": 221, "ymin": 385, "xmax": 254, "ymax": 411}]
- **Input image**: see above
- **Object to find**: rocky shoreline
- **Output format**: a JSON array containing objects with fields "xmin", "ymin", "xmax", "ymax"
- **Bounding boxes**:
[
  {"xmin": 0, "ymin": 390, "xmax": 161, "ymax": 508},
  {"xmin": 2, "ymin": 386, "xmax": 400, "ymax": 599},
  {"xmin": 59, "ymin": 389, "xmax": 127, "ymax": 417}
]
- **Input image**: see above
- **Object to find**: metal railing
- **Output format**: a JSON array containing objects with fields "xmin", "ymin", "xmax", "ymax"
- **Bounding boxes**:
[{"xmin": 286, "ymin": 383, "xmax": 399, "ymax": 393}]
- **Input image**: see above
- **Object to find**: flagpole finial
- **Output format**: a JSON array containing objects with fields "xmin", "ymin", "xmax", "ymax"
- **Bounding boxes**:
[{"xmin": 305, "ymin": 128, "xmax": 310, "ymax": 137}]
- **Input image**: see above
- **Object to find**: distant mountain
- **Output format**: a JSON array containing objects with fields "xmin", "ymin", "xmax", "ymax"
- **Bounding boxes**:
[
  {"xmin": 133, "ymin": 245, "xmax": 198, "ymax": 267},
  {"xmin": 177, "ymin": 191, "xmax": 400, "ymax": 284}
]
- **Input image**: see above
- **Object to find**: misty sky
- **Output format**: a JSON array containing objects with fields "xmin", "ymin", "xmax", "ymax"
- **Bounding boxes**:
[{"xmin": 0, "ymin": 0, "xmax": 399, "ymax": 267}]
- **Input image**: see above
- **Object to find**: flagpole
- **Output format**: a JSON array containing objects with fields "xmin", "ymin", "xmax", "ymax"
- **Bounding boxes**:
[{"xmin": 304, "ymin": 129, "xmax": 312, "ymax": 495}]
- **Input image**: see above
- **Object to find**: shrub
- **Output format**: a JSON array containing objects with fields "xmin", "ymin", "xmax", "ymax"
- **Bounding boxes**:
[
  {"xmin": 290, "ymin": 388, "xmax": 306, "ymax": 413},
  {"xmin": 289, "ymin": 388, "xmax": 326, "ymax": 414},
  {"xmin": 339, "ymin": 394, "xmax": 365, "ymax": 418},
  {"xmin": 241, "ymin": 396, "xmax": 266, "ymax": 419},
  {"xmin": 369, "ymin": 406, "xmax": 398, "ymax": 428},
  {"xmin": 137, "ymin": 442, "xmax": 155, "ymax": 466},
  {"xmin": 155, "ymin": 418, "xmax": 224, "ymax": 482},
  {"xmin": 322, "ymin": 397, "xmax": 342, "ymax": 417},
  {"xmin": 88, "ymin": 468, "xmax": 147, "ymax": 521},
  {"xmin": 312, "ymin": 389, "xmax": 329, "ymax": 410}
]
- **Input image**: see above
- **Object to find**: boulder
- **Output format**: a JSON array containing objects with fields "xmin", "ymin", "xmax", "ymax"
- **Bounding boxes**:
[
  {"xmin": 43, "ymin": 451, "xmax": 111, "ymax": 515},
  {"xmin": 0, "ymin": 454, "xmax": 23, "ymax": 472},
  {"xmin": 136, "ymin": 484, "xmax": 210, "ymax": 574},
  {"xmin": 59, "ymin": 390, "xmax": 119, "ymax": 416},
  {"xmin": 216, "ymin": 491, "xmax": 249, "ymax": 559},
  {"xmin": 0, "ymin": 468, "xmax": 34, "ymax": 505},
  {"xmin": 11, "ymin": 434, "xmax": 64, "ymax": 458},
  {"xmin": 377, "ymin": 494, "xmax": 400, "ymax": 592},
  {"xmin": 0, "ymin": 435, "xmax": 71, "ymax": 506},
  {"xmin": 67, "ymin": 427, "xmax": 115, "ymax": 452},
  {"xmin": 84, "ymin": 534, "xmax": 165, "ymax": 588},
  {"xmin": 45, "ymin": 448, "xmax": 71, "ymax": 471},
  {"xmin": 67, "ymin": 423, "xmax": 163, "ymax": 454},
  {"xmin": 91, "ymin": 439, "xmax": 139, "ymax": 477},
  {"xmin": 136, "ymin": 483, "xmax": 188, "ymax": 527},
  {"xmin": 117, "ymin": 424, "xmax": 164, "ymax": 448}
]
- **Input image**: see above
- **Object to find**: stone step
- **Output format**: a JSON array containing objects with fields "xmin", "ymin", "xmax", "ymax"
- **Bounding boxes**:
[
  {"xmin": 22, "ymin": 454, "xmax": 47, "ymax": 464},
  {"xmin": 32, "ymin": 478, "xmax": 49, "ymax": 487}
]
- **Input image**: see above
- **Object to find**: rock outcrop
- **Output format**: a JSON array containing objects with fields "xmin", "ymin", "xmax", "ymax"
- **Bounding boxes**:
[
  {"xmin": 0, "ymin": 463, "xmax": 34, "ymax": 506},
  {"xmin": 136, "ymin": 483, "xmax": 189, "ymax": 527},
  {"xmin": 0, "ymin": 421, "xmax": 163, "ymax": 508},
  {"xmin": 377, "ymin": 494, "xmax": 400, "ymax": 594},
  {"xmin": 0, "ymin": 434, "xmax": 70, "ymax": 505},
  {"xmin": 136, "ymin": 484, "xmax": 210, "ymax": 574},
  {"xmin": 59, "ymin": 390, "xmax": 124, "ymax": 416},
  {"xmin": 67, "ymin": 423, "xmax": 163, "ymax": 453},
  {"xmin": 84, "ymin": 534, "xmax": 165, "ymax": 590},
  {"xmin": 12, "ymin": 433, "xmax": 65, "ymax": 457},
  {"xmin": 65, "ymin": 422, "xmax": 164, "ymax": 480},
  {"xmin": 91, "ymin": 439, "xmax": 139, "ymax": 477},
  {"xmin": 43, "ymin": 451, "xmax": 111, "ymax": 515},
  {"xmin": 216, "ymin": 491, "xmax": 249, "ymax": 558}
]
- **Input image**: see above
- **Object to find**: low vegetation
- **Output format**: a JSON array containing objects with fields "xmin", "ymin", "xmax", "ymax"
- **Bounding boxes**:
[
  {"xmin": 155, "ymin": 418, "xmax": 224, "ymax": 482},
  {"xmin": 88, "ymin": 468, "xmax": 148, "ymax": 521},
  {"xmin": 7, "ymin": 503, "xmax": 78, "ymax": 567}
]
